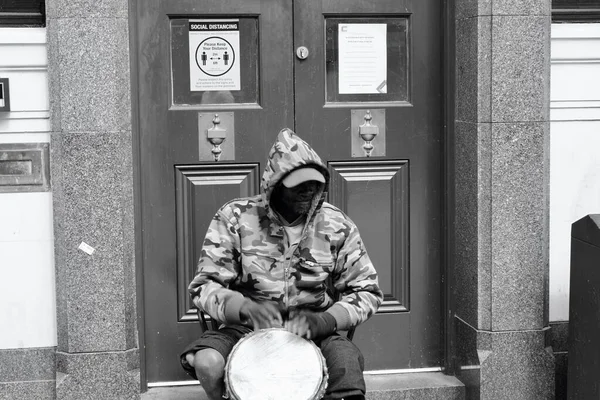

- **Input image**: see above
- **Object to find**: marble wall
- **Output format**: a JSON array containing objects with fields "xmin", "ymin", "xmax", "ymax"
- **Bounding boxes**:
[
  {"xmin": 454, "ymin": 0, "xmax": 555, "ymax": 398},
  {"xmin": 47, "ymin": 0, "xmax": 139, "ymax": 397}
]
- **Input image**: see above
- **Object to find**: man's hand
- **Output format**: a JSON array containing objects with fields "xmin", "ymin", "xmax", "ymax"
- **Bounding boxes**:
[
  {"xmin": 240, "ymin": 299, "xmax": 283, "ymax": 331},
  {"xmin": 284, "ymin": 310, "xmax": 336, "ymax": 340}
]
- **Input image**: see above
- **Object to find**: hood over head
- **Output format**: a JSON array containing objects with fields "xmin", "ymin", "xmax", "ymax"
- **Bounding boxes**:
[{"xmin": 262, "ymin": 128, "xmax": 330, "ymax": 223}]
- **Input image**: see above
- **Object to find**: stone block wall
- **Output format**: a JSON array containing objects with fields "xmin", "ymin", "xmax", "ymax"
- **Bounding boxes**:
[
  {"xmin": 453, "ymin": 0, "xmax": 555, "ymax": 398},
  {"xmin": 47, "ymin": 0, "xmax": 139, "ymax": 398}
]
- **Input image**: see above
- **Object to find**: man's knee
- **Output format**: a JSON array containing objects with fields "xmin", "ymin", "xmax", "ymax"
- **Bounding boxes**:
[
  {"xmin": 320, "ymin": 335, "xmax": 365, "ymax": 383},
  {"xmin": 191, "ymin": 348, "xmax": 226, "ymax": 381},
  {"xmin": 320, "ymin": 336, "xmax": 364, "ymax": 366}
]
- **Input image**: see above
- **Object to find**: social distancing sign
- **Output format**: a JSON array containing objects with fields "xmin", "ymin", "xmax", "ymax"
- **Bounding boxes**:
[{"xmin": 189, "ymin": 19, "xmax": 241, "ymax": 91}]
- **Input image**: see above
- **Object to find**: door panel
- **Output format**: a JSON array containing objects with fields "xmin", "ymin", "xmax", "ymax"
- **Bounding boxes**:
[
  {"xmin": 137, "ymin": 0, "xmax": 442, "ymax": 384},
  {"xmin": 175, "ymin": 164, "xmax": 261, "ymax": 323},
  {"xmin": 329, "ymin": 160, "xmax": 410, "ymax": 312},
  {"xmin": 293, "ymin": 0, "xmax": 442, "ymax": 369}
]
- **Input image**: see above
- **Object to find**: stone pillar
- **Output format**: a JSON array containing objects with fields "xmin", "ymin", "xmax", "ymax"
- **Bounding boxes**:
[
  {"xmin": 453, "ymin": 0, "xmax": 555, "ymax": 398},
  {"xmin": 47, "ymin": 0, "xmax": 139, "ymax": 398}
]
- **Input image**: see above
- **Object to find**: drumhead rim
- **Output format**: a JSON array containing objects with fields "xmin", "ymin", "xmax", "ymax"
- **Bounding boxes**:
[{"xmin": 223, "ymin": 328, "xmax": 329, "ymax": 400}]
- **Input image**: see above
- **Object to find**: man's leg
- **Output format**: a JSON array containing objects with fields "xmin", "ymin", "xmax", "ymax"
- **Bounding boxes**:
[
  {"xmin": 318, "ymin": 335, "xmax": 366, "ymax": 400},
  {"xmin": 180, "ymin": 325, "xmax": 252, "ymax": 400},
  {"xmin": 185, "ymin": 349, "xmax": 225, "ymax": 400}
]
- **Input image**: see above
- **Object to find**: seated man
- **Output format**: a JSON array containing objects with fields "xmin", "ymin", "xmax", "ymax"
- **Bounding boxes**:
[{"xmin": 181, "ymin": 128, "xmax": 383, "ymax": 400}]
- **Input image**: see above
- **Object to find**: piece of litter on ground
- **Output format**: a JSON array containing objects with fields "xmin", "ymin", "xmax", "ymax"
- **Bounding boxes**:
[{"xmin": 78, "ymin": 242, "xmax": 95, "ymax": 255}]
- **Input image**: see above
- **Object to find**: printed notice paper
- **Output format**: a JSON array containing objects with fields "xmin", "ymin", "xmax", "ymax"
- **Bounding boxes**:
[
  {"xmin": 338, "ymin": 23, "xmax": 387, "ymax": 94},
  {"xmin": 189, "ymin": 19, "xmax": 241, "ymax": 91}
]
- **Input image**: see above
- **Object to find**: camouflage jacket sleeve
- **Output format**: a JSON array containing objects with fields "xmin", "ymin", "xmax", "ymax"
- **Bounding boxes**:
[
  {"xmin": 188, "ymin": 206, "xmax": 246, "ymax": 325},
  {"xmin": 325, "ymin": 221, "xmax": 383, "ymax": 331}
]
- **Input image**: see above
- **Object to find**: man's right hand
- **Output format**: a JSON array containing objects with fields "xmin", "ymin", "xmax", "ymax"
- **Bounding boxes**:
[{"xmin": 239, "ymin": 299, "xmax": 283, "ymax": 331}]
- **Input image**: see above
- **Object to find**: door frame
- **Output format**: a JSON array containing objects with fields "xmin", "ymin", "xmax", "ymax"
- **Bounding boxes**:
[
  {"xmin": 442, "ymin": 0, "xmax": 457, "ymax": 376},
  {"xmin": 128, "ymin": 0, "xmax": 457, "ymax": 391}
]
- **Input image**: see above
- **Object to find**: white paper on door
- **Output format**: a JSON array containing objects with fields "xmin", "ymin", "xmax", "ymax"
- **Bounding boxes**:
[
  {"xmin": 338, "ymin": 23, "xmax": 387, "ymax": 94},
  {"xmin": 189, "ymin": 19, "xmax": 241, "ymax": 92}
]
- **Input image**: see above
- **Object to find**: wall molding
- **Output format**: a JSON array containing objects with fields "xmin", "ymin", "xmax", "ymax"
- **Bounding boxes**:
[
  {"xmin": 551, "ymin": 101, "xmax": 600, "ymax": 121},
  {"xmin": 0, "ymin": 111, "xmax": 51, "ymax": 133},
  {"xmin": 551, "ymin": 23, "xmax": 600, "ymax": 121},
  {"xmin": 0, "ymin": 28, "xmax": 46, "ymax": 44}
]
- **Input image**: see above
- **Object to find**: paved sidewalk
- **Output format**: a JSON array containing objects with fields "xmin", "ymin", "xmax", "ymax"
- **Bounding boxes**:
[{"xmin": 141, "ymin": 372, "xmax": 465, "ymax": 400}]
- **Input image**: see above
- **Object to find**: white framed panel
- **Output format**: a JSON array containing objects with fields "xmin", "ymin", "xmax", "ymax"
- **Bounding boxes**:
[{"xmin": 0, "ymin": 28, "xmax": 49, "ymax": 134}]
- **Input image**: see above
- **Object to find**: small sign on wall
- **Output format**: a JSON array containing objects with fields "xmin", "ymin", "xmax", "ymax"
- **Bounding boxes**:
[{"xmin": 189, "ymin": 19, "xmax": 241, "ymax": 92}]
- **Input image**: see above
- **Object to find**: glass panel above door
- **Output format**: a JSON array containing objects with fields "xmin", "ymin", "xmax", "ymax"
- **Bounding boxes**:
[
  {"xmin": 170, "ymin": 17, "xmax": 260, "ymax": 107},
  {"xmin": 325, "ymin": 17, "xmax": 410, "ymax": 105}
]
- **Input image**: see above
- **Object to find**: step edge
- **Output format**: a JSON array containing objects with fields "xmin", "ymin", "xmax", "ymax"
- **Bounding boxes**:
[{"xmin": 366, "ymin": 372, "xmax": 465, "ymax": 391}]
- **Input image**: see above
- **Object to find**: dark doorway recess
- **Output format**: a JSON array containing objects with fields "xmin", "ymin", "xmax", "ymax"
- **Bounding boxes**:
[
  {"xmin": 0, "ymin": 0, "xmax": 45, "ymax": 27},
  {"xmin": 552, "ymin": 0, "xmax": 600, "ymax": 22}
]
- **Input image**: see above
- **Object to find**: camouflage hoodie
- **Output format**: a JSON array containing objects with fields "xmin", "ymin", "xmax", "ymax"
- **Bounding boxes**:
[{"xmin": 189, "ymin": 128, "xmax": 383, "ymax": 330}]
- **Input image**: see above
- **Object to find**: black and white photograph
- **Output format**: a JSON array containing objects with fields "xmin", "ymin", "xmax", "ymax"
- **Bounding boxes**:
[{"xmin": 0, "ymin": 0, "xmax": 599, "ymax": 399}]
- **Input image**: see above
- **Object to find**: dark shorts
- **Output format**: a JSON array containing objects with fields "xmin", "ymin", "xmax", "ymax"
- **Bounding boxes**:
[
  {"xmin": 180, "ymin": 326, "xmax": 365, "ymax": 400},
  {"xmin": 180, "ymin": 325, "xmax": 252, "ymax": 379}
]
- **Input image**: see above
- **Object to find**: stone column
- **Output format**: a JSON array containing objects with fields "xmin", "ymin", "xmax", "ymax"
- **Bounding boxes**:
[
  {"xmin": 47, "ymin": 0, "xmax": 139, "ymax": 398},
  {"xmin": 454, "ymin": 0, "xmax": 554, "ymax": 398}
]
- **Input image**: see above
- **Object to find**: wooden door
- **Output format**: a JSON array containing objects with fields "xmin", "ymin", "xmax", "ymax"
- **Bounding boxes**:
[
  {"xmin": 293, "ymin": 0, "xmax": 442, "ymax": 371},
  {"xmin": 136, "ymin": 0, "xmax": 294, "ymax": 384},
  {"xmin": 136, "ymin": 0, "xmax": 442, "ymax": 385}
]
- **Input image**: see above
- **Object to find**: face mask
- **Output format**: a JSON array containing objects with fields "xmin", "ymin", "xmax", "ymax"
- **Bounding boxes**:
[{"xmin": 273, "ymin": 181, "xmax": 322, "ymax": 221}]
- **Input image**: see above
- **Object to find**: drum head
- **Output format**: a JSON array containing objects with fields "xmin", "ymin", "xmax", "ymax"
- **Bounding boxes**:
[{"xmin": 225, "ymin": 328, "xmax": 327, "ymax": 400}]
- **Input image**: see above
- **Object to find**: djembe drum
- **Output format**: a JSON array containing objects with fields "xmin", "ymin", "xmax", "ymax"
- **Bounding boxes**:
[{"xmin": 224, "ymin": 328, "xmax": 329, "ymax": 400}]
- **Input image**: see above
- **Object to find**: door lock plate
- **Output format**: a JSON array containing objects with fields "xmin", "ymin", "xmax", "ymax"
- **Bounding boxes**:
[{"xmin": 296, "ymin": 46, "xmax": 309, "ymax": 60}]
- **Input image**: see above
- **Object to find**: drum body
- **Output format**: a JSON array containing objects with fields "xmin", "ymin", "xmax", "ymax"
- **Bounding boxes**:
[{"xmin": 224, "ymin": 328, "xmax": 328, "ymax": 400}]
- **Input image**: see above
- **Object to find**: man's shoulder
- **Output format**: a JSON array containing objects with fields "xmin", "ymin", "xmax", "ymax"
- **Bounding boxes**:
[
  {"xmin": 220, "ymin": 195, "xmax": 264, "ymax": 216},
  {"xmin": 316, "ymin": 202, "xmax": 355, "ymax": 227},
  {"xmin": 319, "ymin": 201, "xmax": 344, "ymax": 216},
  {"xmin": 222, "ymin": 194, "xmax": 263, "ymax": 207}
]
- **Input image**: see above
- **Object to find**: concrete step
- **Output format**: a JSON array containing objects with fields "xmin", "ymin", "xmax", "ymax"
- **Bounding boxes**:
[
  {"xmin": 142, "ymin": 372, "xmax": 465, "ymax": 400},
  {"xmin": 365, "ymin": 372, "xmax": 465, "ymax": 399}
]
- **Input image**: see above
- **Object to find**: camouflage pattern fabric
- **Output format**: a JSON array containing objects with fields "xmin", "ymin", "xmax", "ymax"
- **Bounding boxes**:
[{"xmin": 189, "ymin": 128, "xmax": 383, "ymax": 330}]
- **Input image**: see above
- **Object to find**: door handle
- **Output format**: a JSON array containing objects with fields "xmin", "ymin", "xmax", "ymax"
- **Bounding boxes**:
[
  {"xmin": 206, "ymin": 114, "xmax": 227, "ymax": 161},
  {"xmin": 358, "ymin": 110, "xmax": 379, "ymax": 157}
]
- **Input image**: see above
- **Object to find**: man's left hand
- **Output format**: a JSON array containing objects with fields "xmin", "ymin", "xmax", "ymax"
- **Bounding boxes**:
[{"xmin": 284, "ymin": 310, "xmax": 336, "ymax": 340}]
